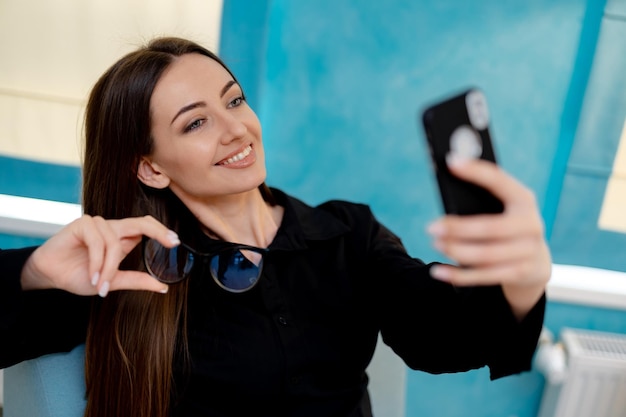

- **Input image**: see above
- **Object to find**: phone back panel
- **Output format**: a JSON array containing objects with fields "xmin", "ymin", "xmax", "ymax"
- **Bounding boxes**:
[{"xmin": 421, "ymin": 89, "xmax": 504, "ymax": 215}]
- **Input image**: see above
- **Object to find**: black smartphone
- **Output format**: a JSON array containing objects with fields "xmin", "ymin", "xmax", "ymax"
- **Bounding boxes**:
[{"xmin": 421, "ymin": 88, "xmax": 504, "ymax": 215}]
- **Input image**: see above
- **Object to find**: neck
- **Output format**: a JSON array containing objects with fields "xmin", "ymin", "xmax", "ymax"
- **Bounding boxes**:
[{"xmin": 179, "ymin": 188, "xmax": 282, "ymax": 248}]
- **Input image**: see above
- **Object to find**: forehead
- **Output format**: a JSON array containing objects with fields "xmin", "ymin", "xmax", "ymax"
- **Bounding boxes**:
[{"xmin": 151, "ymin": 53, "xmax": 234, "ymax": 112}]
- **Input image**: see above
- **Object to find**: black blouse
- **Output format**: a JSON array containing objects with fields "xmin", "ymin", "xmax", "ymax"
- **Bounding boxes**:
[{"xmin": 0, "ymin": 188, "xmax": 545, "ymax": 417}]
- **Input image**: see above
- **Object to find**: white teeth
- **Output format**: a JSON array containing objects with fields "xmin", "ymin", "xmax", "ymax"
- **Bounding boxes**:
[{"xmin": 221, "ymin": 145, "xmax": 252, "ymax": 165}]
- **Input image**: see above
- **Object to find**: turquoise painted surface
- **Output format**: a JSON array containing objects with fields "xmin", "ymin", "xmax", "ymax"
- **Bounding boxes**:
[
  {"xmin": 606, "ymin": 0, "xmax": 626, "ymax": 16},
  {"xmin": 550, "ymin": 173, "xmax": 626, "ymax": 271},
  {"xmin": 406, "ymin": 368, "xmax": 546, "ymax": 417},
  {"xmin": 567, "ymin": 18, "xmax": 626, "ymax": 170},
  {"xmin": 0, "ymin": 233, "xmax": 45, "ymax": 249},
  {"xmin": 550, "ymin": 8, "xmax": 626, "ymax": 272},
  {"xmin": 542, "ymin": 0, "xmax": 607, "ymax": 237},
  {"xmin": 0, "ymin": 156, "xmax": 80, "ymax": 249},
  {"xmin": 0, "ymin": 155, "xmax": 81, "ymax": 203},
  {"xmin": 219, "ymin": 0, "xmax": 271, "ymax": 112},
  {"xmin": 220, "ymin": 1, "xmax": 592, "ymax": 416},
  {"xmin": 258, "ymin": 0, "xmax": 584, "ymax": 266},
  {"xmin": 545, "ymin": 301, "xmax": 626, "ymax": 336}
]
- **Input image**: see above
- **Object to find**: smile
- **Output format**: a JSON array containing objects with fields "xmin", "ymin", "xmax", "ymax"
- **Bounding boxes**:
[{"xmin": 218, "ymin": 145, "xmax": 253, "ymax": 166}]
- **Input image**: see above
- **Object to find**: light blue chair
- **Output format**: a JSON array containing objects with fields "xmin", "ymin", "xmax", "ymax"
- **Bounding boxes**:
[
  {"xmin": 2, "ymin": 338, "xmax": 405, "ymax": 417},
  {"xmin": 3, "ymin": 344, "xmax": 87, "ymax": 417}
]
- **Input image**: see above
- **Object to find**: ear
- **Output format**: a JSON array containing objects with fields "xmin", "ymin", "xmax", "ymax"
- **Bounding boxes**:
[{"xmin": 137, "ymin": 157, "xmax": 170, "ymax": 189}]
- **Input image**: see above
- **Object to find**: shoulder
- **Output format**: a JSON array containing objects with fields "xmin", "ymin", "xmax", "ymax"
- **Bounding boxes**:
[
  {"xmin": 273, "ymin": 187, "xmax": 391, "ymax": 243},
  {"xmin": 274, "ymin": 187, "xmax": 376, "ymax": 230},
  {"xmin": 316, "ymin": 199, "xmax": 376, "ymax": 226}
]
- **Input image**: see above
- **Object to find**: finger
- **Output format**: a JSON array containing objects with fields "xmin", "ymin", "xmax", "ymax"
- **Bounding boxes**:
[
  {"xmin": 428, "ymin": 213, "xmax": 544, "ymax": 241},
  {"xmin": 111, "ymin": 215, "xmax": 180, "ymax": 248},
  {"xmin": 92, "ymin": 216, "xmax": 125, "ymax": 297},
  {"xmin": 446, "ymin": 156, "xmax": 536, "ymax": 208},
  {"xmin": 434, "ymin": 236, "xmax": 539, "ymax": 267},
  {"xmin": 71, "ymin": 215, "xmax": 107, "ymax": 287},
  {"xmin": 108, "ymin": 270, "xmax": 169, "ymax": 294},
  {"xmin": 96, "ymin": 215, "xmax": 178, "ymax": 297},
  {"xmin": 429, "ymin": 261, "xmax": 534, "ymax": 287}
]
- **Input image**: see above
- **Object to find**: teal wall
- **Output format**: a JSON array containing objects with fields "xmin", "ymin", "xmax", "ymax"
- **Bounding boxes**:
[
  {"xmin": 0, "ymin": 156, "xmax": 81, "ymax": 203},
  {"xmin": 220, "ymin": 0, "xmax": 625, "ymax": 417},
  {"xmin": 0, "ymin": 155, "xmax": 80, "ymax": 248},
  {"xmin": 222, "ymin": 0, "xmax": 591, "ymax": 265},
  {"xmin": 549, "ymin": 0, "xmax": 626, "ymax": 271}
]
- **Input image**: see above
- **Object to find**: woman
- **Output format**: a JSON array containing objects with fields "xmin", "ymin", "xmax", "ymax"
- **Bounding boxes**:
[{"xmin": 2, "ymin": 37, "xmax": 551, "ymax": 417}]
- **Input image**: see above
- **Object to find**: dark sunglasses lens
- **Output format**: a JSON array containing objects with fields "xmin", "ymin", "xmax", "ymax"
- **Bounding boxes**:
[
  {"xmin": 209, "ymin": 249, "xmax": 263, "ymax": 292},
  {"xmin": 144, "ymin": 239, "xmax": 194, "ymax": 283}
]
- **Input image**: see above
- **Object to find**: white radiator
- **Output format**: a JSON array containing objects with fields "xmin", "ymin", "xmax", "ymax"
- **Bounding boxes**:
[{"xmin": 537, "ymin": 328, "xmax": 626, "ymax": 417}]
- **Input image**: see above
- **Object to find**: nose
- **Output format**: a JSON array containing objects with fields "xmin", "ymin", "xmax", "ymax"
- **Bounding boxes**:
[{"xmin": 218, "ymin": 110, "xmax": 247, "ymax": 144}]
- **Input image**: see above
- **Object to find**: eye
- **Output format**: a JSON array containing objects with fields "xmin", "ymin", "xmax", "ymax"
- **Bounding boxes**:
[
  {"xmin": 184, "ymin": 118, "xmax": 206, "ymax": 133},
  {"xmin": 227, "ymin": 95, "xmax": 245, "ymax": 109}
]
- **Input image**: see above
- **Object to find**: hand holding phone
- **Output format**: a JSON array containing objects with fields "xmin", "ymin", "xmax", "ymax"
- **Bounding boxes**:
[{"xmin": 421, "ymin": 88, "xmax": 504, "ymax": 215}]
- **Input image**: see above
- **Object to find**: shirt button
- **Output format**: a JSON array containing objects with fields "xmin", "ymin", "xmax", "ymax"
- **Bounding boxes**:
[{"xmin": 278, "ymin": 316, "xmax": 288, "ymax": 326}]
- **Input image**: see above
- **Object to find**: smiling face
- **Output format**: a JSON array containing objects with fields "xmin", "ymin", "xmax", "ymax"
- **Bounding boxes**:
[{"xmin": 138, "ymin": 53, "xmax": 265, "ymax": 204}]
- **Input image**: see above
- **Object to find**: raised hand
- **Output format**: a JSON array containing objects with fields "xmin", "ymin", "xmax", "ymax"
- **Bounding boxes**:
[
  {"xmin": 20, "ymin": 215, "xmax": 180, "ymax": 297},
  {"xmin": 427, "ymin": 156, "xmax": 552, "ymax": 320}
]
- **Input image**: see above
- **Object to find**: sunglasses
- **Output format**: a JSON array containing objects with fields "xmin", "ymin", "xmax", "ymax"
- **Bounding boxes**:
[{"xmin": 143, "ymin": 237, "xmax": 269, "ymax": 293}]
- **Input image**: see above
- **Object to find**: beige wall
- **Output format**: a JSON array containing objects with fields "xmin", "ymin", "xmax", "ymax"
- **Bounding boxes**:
[{"xmin": 0, "ymin": 0, "xmax": 223, "ymax": 166}]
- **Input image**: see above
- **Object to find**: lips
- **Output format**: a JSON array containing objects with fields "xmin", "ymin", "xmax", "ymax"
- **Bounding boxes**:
[{"xmin": 217, "ymin": 145, "xmax": 253, "ymax": 166}]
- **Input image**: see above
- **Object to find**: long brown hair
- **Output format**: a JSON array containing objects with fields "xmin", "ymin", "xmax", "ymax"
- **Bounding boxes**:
[{"xmin": 82, "ymin": 37, "xmax": 270, "ymax": 417}]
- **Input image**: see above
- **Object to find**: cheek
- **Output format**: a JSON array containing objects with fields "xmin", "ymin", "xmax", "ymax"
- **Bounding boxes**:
[
  {"xmin": 162, "ymin": 147, "xmax": 215, "ymax": 192},
  {"xmin": 158, "ymin": 139, "xmax": 218, "ymax": 169},
  {"xmin": 248, "ymin": 114, "xmax": 262, "ymax": 139}
]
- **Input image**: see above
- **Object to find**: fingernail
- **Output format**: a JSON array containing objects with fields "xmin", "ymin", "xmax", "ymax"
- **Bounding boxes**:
[
  {"xmin": 430, "ymin": 265, "xmax": 450, "ymax": 282},
  {"xmin": 446, "ymin": 152, "xmax": 470, "ymax": 168},
  {"xmin": 159, "ymin": 286, "xmax": 169, "ymax": 294},
  {"xmin": 427, "ymin": 221, "xmax": 446, "ymax": 237},
  {"xmin": 167, "ymin": 231, "xmax": 181, "ymax": 246},
  {"xmin": 98, "ymin": 281, "xmax": 110, "ymax": 298},
  {"xmin": 91, "ymin": 272, "xmax": 100, "ymax": 286}
]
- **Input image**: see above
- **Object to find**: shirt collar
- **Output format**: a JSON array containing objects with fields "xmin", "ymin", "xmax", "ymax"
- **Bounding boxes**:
[{"xmin": 268, "ymin": 187, "xmax": 350, "ymax": 251}]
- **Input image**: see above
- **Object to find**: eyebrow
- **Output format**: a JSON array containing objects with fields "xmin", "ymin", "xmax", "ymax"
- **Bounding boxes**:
[
  {"xmin": 170, "ymin": 80, "xmax": 239, "ymax": 125},
  {"xmin": 170, "ymin": 101, "xmax": 206, "ymax": 125}
]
